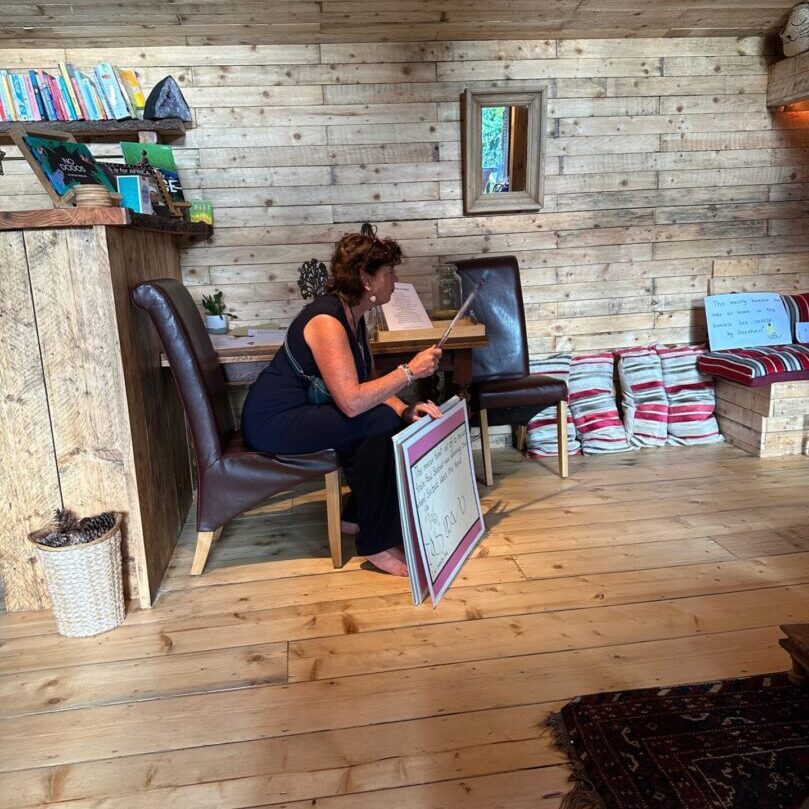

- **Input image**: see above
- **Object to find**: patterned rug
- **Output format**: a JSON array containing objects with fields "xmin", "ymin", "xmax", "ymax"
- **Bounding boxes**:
[{"xmin": 548, "ymin": 672, "xmax": 809, "ymax": 809}]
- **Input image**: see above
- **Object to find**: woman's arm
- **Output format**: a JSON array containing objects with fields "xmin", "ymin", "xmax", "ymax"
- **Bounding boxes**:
[{"xmin": 304, "ymin": 314, "xmax": 440, "ymax": 418}]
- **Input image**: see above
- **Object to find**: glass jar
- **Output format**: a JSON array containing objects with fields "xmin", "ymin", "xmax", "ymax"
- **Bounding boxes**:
[{"xmin": 431, "ymin": 263, "xmax": 462, "ymax": 321}]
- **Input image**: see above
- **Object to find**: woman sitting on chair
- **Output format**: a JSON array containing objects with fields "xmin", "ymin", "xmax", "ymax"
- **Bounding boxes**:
[{"xmin": 241, "ymin": 223, "xmax": 442, "ymax": 576}]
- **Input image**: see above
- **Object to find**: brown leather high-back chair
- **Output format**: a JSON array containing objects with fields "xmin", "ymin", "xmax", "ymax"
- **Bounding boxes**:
[
  {"xmin": 455, "ymin": 256, "xmax": 569, "ymax": 484},
  {"xmin": 132, "ymin": 278, "xmax": 342, "ymax": 575}
]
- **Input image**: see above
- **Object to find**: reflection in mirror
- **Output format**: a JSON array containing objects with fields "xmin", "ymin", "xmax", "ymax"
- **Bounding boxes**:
[
  {"xmin": 463, "ymin": 86, "xmax": 547, "ymax": 214},
  {"xmin": 481, "ymin": 105, "xmax": 528, "ymax": 194}
]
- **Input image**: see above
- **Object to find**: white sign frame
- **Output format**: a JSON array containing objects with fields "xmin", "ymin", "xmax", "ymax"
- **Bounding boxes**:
[
  {"xmin": 393, "ymin": 397, "xmax": 486, "ymax": 606},
  {"xmin": 705, "ymin": 292, "xmax": 792, "ymax": 351}
]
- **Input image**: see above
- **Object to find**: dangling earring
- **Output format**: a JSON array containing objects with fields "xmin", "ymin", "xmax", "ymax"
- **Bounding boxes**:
[{"xmin": 369, "ymin": 294, "xmax": 377, "ymax": 303}]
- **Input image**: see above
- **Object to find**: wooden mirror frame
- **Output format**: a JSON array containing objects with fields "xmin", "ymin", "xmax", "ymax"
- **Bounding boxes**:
[{"xmin": 462, "ymin": 86, "xmax": 548, "ymax": 215}]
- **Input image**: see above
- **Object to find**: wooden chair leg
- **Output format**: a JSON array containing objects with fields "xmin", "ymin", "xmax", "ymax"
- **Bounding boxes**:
[
  {"xmin": 557, "ymin": 400, "xmax": 569, "ymax": 479},
  {"xmin": 479, "ymin": 408, "xmax": 494, "ymax": 487},
  {"xmin": 325, "ymin": 468, "xmax": 343, "ymax": 568},
  {"xmin": 191, "ymin": 526, "xmax": 222, "ymax": 575},
  {"xmin": 515, "ymin": 424, "xmax": 528, "ymax": 452}
]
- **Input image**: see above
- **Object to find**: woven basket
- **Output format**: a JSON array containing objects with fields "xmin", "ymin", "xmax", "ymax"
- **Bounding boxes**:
[{"xmin": 28, "ymin": 513, "xmax": 125, "ymax": 637}]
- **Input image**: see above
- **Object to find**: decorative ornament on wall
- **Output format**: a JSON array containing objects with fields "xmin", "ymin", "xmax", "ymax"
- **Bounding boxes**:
[
  {"xmin": 781, "ymin": 3, "xmax": 809, "ymax": 57},
  {"xmin": 297, "ymin": 258, "xmax": 329, "ymax": 300}
]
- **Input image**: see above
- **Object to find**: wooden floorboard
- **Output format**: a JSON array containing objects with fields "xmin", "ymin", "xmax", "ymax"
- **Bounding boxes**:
[{"xmin": 1, "ymin": 444, "xmax": 807, "ymax": 807}]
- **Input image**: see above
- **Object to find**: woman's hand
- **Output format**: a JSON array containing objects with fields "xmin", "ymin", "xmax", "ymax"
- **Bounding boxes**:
[
  {"xmin": 408, "ymin": 345, "xmax": 442, "ymax": 379},
  {"xmin": 402, "ymin": 400, "xmax": 443, "ymax": 423}
]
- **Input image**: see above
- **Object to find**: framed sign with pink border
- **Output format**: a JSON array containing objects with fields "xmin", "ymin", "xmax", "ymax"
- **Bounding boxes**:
[{"xmin": 393, "ymin": 396, "xmax": 486, "ymax": 606}]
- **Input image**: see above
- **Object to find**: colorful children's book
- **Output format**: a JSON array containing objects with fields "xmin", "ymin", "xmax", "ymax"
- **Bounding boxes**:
[
  {"xmin": 76, "ymin": 71, "xmax": 100, "ymax": 119},
  {"xmin": 94, "ymin": 64, "xmax": 131, "ymax": 120},
  {"xmin": 10, "ymin": 74, "xmax": 34, "ymax": 121},
  {"xmin": 0, "ymin": 71, "xmax": 15, "ymax": 120},
  {"xmin": 43, "ymin": 73, "xmax": 66, "ymax": 120},
  {"xmin": 22, "ymin": 135, "xmax": 116, "ymax": 197},
  {"xmin": 55, "ymin": 74, "xmax": 77, "ymax": 120},
  {"xmin": 120, "ymin": 141, "xmax": 185, "ymax": 203},
  {"xmin": 27, "ymin": 71, "xmax": 47, "ymax": 120},
  {"xmin": 58, "ymin": 62, "xmax": 85, "ymax": 120},
  {"xmin": 100, "ymin": 161, "xmax": 171, "ymax": 216},
  {"xmin": 115, "ymin": 68, "xmax": 146, "ymax": 117},
  {"xmin": 22, "ymin": 74, "xmax": 41, "ymax": 120},
  {"xmin": 35, "ymin": 71, "xmax": 58, "ymax": 121}
]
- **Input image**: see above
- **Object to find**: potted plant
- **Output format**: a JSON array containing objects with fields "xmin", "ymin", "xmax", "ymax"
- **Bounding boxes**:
[
  {"xmin": 201, "ymin": 289, "xmax": 238, "ymax": 334},
  {"xmin": 28, "ymin": 509, "xmax": 125, "ymax": 637}
]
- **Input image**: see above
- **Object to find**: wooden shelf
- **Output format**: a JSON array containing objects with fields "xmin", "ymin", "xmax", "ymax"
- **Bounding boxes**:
[
  {"xmin": 0, "ymin": 118, "xmax": 187, "ymax": 144},
  {"xmin": 767, "ymin": 51, "xmax": 809, "ymax": 108},
  {"xmin": 0, "ymin": 207, "xmax": 211, "ymax": 239}
]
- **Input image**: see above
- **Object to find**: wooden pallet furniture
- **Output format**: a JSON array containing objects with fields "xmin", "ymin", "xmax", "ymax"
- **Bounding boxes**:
[{"xmin": 715, "ymin": 379, "xmax": 809, "ymax": 457}]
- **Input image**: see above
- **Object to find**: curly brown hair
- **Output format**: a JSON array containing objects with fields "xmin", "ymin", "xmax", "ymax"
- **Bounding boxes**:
[{"xmin": 325, "ymin": 222, "xmax": 403, "ymax": 305}]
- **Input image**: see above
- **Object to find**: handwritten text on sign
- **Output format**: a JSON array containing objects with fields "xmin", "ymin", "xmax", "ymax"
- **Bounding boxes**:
[
  {"xmin": 410, "ymin": 424, "xmax": 478, "ymax": 579},
  {"xmin": 705, "ymin": 293, "xmax": 792, "ymax": 351}
]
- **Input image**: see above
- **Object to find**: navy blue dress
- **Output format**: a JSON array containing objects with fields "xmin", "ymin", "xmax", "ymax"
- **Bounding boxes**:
[{"xmin": 241, "ymin": 294, "xmax": 403, "ymax": 556}]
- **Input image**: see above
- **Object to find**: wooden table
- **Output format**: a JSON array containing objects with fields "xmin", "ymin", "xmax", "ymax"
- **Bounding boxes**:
[
  {"xmin": 165, "ymin": 321, "xmax": 488, "ymax": 400},
  {"xmin": 780, "ymin": 623, "xmax": 809, "ymax": 685}
]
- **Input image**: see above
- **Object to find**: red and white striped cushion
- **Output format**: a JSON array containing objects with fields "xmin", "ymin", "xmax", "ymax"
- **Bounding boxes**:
[
  {"xmin": 568, "ymin": 352, "xmax": 633, "ymax": 455},
  {"xmin": 656, "ymin": 345, "xmax": 723, "ymax": 446},
  {"xmin": 525, "ymin": 354, "xmax": 581, "ymax": 458},
  {"xmin": 697, "ymin": 345, "xmax": 809, "ymax": 386},
  {"xmin": 616, "ymin": 346, "xmax": 668, "ymax": 447},
  {"xmin": 781, "ymin": 292, "xmax": 809, "ymax": 342}
]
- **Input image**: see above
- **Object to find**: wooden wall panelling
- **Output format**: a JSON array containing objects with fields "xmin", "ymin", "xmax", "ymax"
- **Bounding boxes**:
[
  {"xmin": 1, "ymin": 11, "xmax": 795, "ymax": 45},
  {"xmin": 4, "ymin": 38, "xmax": 809, "ymax": 356},
  {"xmin": 0, "ymin": 232, "xmax": 55, "ymax": 611}
]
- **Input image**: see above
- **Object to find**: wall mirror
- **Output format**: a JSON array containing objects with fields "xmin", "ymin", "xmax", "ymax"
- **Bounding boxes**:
[{"xmin": 462, "ymin": 86, "xmax": 548, "ymax": 214}]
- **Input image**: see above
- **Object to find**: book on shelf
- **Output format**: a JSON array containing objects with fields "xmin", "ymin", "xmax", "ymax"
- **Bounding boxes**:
[
  {"xmin": 56, "ymin": 63, "xmax": 81, "ymax": 120},
  {"xmin": 94, "ymin": 64, "xmax": 131, "ymax": 120},
  {"xmin": 27, "ymin": 71, "xmax": 46, "ymax": 120},
  {"xmin": 10, "ymin": 73, "xmax": 34, "ymax": 121},
  {"xmin": 35, "ymin": 71, "xmax": 59, "ymax": 121},
  {"xmin": 0, "ymin": 62, "xmax": 149, "ymax": 122},
  {"xmin": 115, "ymin": 67, "xmax": 146, "ymax": 117},
  {"xmin": 120, "ymin": 141, "xmax": 185, "ymax": 204}
]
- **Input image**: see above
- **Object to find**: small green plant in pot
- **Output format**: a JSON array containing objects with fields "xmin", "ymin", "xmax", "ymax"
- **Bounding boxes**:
[{"xmin": 201, "ymin": 290, "xmax": 238, "ymax": 334}]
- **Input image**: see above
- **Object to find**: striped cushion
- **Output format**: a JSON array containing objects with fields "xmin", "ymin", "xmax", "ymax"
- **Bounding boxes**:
[
  {"xmin": 697, "ymin": 345, "xmax": 809, "ymax": 387},
  {"xmin": 781, "ymin": 293, "xmax": 809, "ymax": 342},
  {"xmin": 616, "ymin": 346, "xmax": 668, "ymax": 447},
  {"xmin": 568, "ymin": 352, "xmax": 633, "ymax": 455},
  {"xmin": 657, "ymin": 345, "xmax": 723, "ymax": 445},
  {"xmin": 525, "ymin": 354, "xmax": 581, "ymax": 458}
]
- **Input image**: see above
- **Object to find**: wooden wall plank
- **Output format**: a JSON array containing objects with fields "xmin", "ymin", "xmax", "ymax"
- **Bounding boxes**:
[{"xmin": 0, "ymin": 233, "xmax": 55, "ymax": 612}]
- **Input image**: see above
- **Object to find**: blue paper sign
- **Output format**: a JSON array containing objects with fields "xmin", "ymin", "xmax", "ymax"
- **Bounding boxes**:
[{"xmin": 705, "ymin": 293, "xmax": 792, "ymax": 351}]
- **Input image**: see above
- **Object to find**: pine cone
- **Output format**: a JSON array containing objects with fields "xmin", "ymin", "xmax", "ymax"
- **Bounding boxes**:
[
  {"xmin": 53, "ymin": 508, "xmax": 79, "ymax": 534},
  {"xmin": 77, "ymin": 512, "xmax": 116, "ymax": 542}
]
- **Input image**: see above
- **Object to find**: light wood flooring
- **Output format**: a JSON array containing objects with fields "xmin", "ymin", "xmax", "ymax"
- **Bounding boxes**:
[{"xmin": 1, "ymin": 443, "xmax": 808, "ymax": 808}]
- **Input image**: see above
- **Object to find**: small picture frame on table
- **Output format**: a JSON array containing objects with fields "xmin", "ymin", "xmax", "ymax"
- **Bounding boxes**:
[{"xmin": 9, "ymin": 125, "xmax": 117, "ymax": 208}]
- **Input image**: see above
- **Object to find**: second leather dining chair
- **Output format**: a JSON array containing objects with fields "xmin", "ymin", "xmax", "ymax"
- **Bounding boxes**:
[{"xmin": 454, "ymin": 256, "xmax": 569, "ymax": 485}]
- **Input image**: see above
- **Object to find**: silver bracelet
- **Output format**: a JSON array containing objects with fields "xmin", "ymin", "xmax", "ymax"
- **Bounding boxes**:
[{"xmin": 399, "ymin": 363, "xmax": 414, "ymax": 385}]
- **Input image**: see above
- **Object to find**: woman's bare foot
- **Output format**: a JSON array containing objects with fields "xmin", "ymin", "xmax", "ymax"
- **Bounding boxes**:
[
  {"xmin": 340, "ymin": 520, "xmax": 360, "ymax": 535},
  {"xmin": 365, "ymin": 547, "xmax": 409, "ymax": 577}
]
